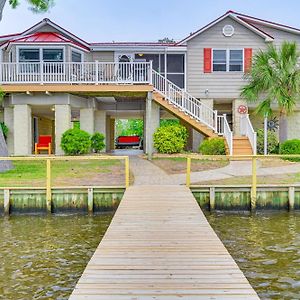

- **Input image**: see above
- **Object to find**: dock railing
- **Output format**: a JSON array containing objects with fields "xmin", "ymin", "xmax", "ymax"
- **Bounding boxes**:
[
  {"xmin": 0, "ymin": 155, "xmax": 130, "ymax": 214},
  {"xmin": 185, "ymin": 154, "xmax": 300, "ymax": 211}
]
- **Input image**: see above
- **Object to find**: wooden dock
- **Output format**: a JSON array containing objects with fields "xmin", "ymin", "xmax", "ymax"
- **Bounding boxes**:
[{"xmin": 69, "ymin": 185, "xmax": 260, "ymax": 300}]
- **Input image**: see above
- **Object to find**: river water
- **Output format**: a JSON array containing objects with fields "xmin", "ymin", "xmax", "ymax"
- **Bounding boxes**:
[
  {"xmin": 207, "ymin": 211, "xmax": 300, "ymax": 300},
  {"xmin": 0, "ymin": 214, "xmax": 113, "ymax": 299},
  {"xmin": 1, "ymin": 212, "xmax": 300, "ymax": 299}
]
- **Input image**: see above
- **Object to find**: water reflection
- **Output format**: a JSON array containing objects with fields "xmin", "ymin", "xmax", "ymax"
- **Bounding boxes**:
[
  {"xmin": 0, "ymin": 214, "xmax": 113, "ymax": 299},
  {"xmin": 207, "ymin": 211, "xmax": 300, "ymax": 299}
]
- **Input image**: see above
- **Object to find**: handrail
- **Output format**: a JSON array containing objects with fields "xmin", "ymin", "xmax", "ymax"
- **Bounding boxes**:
[
  {"xmin": 0, "ymin": 62, "xmax": 152, "ymax": 85},
  {"xmin": 152, "ymin": 70, "xmax": 216, "ymax": 131},
  {"xmin": 240, "ymin": 114, "xmax": 257, "ymax": 155},
  {"xmin": 222, "ymin": 114, "xmax": 233, "ymax": 155}
]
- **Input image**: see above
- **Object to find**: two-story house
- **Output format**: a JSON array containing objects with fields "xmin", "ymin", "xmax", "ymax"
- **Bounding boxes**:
[{"xmin": 1, "ymin": 10, "xmax": 300, "ymax": 156}]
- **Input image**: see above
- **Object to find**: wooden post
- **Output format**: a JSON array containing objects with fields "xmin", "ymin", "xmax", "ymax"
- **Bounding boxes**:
[
  {"xmin": 209, "ymin": 187, "xmax": 215, "ymax": 211},
  {"xmin": 4, "ymin": 189, "xmax": 10, "ymax": 215},
  {"xmin": 46, "ymin": 159, "xmax": 52, "ymax": 213},
  {"xmin": 251, "ymin": 157, "xmax": 257, "ymax": 211},
  {"xmin": 125, "ymin": 157, "xmax": 130, "ymax": 188},
  {"xmin": 88, "ymin": 188, "xmax": 94, "ymax": 214},
  {"xmin": 186, "ymin": 157, "xmax": 191, "ymax": 188},
  {"xmin": 289, "ymin": 186, "xmax": 295, "ymax": 211}
]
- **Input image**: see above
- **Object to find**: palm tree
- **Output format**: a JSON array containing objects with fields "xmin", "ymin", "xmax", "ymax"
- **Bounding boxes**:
[{"xmin": 241, "ymin": 41, "xmax": 300, "ymax": 142}]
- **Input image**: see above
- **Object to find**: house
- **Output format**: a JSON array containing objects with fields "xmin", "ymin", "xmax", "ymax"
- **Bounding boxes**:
[{"xmin": 1, "ymin": 10, "xmax": 300, "ymax": 156}]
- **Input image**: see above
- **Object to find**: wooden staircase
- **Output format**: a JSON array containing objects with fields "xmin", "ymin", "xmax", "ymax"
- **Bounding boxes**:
[
  {"xmin": 152, "ymin": 70, "xmax": 256, "ymax": 155},
  {"xmin": 153, "ymin": 92, "xmax": 217, "ymax": 138},
  {"xmin": 233, "ymin": 136, "xmax": 253, "ymax": 155}
]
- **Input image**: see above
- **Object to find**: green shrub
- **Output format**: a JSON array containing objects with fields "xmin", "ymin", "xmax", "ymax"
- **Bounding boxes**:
[
  {"xmin": 61, "ymin": 128, "xmax": 91, "ymax": 155},
  {"xmin": 280, "ymin": 139, "xmax": 300, "ymax": 161},
  {"xmin": 91, "ymin": 132, "xmax": 105, "ymax": 153},
  {"xmin": 199, "ymin": 138, "xmax": 226, "ymax": 155},
  {"xmin": 153, "ymin": 124, "xmax": 188, "ymax": 154},
  {"xmin": 0, "ymin": 122, "xmax": 8, "ymax": 139},
  {"xmin": 256, "ymin": 129, "xmax": 279, "ymax": 154}
]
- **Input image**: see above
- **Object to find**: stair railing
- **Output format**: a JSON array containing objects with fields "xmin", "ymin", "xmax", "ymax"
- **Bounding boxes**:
[
  {"xmin": 152, "ymin": 70, "xmax": 216, "ymax": 131},
  {"xmin": 240, "ymin": 114, "xmax": 257, "ymax": 155},
  {"xmin": 222, "ymin": 114, "xmax": 233, "ymax": 155}
]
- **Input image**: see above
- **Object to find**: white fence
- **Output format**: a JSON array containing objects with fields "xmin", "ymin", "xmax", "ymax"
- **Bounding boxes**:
[
  {"xmin": 0, "ymin": 61, "xmax": 152, "ymax": 84},
  {"xmin": 241, "ymin": 114, "xmax": 257, "ymax": 155}
]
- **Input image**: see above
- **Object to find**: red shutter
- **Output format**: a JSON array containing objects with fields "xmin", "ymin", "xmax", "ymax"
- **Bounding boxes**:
[
  {"xmin": 244, "ymin": 48, "xmax": 252, "ymax": 73},
  {"xmin": 203, "ymin": 48, "xmax": 212, "ymax": 73}
]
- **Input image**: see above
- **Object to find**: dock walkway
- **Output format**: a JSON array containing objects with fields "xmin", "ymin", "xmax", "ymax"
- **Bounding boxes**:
[{"xmin": 69, "ymin": 185, "xmax": 259, "ymax": 299}]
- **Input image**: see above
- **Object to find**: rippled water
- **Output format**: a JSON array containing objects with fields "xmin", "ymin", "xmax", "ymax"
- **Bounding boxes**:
[
  {"xmin": 207, "ymin": 211, "xmax": 300, "ymax": 300},
  {"xmin": 0, "ymin": 214, "xmax": 113, "ymax": 299}
]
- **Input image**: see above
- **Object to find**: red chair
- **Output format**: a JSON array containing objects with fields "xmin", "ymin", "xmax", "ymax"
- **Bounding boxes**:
[{"xmin": 35, "ymin": 135, "xmax": 52, "ymax": 155}]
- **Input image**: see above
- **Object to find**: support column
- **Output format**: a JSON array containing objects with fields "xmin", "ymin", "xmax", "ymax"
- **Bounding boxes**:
[
  {"xmin": 4, "ymin": 107, "xmax": 14, "ymax": 155},
  {"xmin": 94, "ymin": 110, "xmax": 107, "ymax": 151},
  {"xmin": 145, "ymin": 92, "xmax": 160, "ymax": 157},
  {"xmin": 232, "ymin": 99, "xmax": 247, "ymax": 136},
  {"xmin": 13, "ymin": 104, "xmax": 32, "ymax": 156},
  {"xmin": 80, "ymin": 108, "xmax": 95, "ymax": 134},
  {"xmin": 55, "ymin": 105, "xmax": 71, "ymax": 155},
  {"xmin": 110, "ymin": 118, "xmax": 115, "ymax": 151}
]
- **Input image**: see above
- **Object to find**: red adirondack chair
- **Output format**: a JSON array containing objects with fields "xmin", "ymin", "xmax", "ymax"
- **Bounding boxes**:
[{"xmin": 35, "ymin": 135, "xmax": 52, "ymax": 155}]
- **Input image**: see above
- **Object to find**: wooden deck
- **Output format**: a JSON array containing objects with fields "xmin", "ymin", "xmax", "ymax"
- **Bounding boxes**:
[{"xmin": 69, "ymin": 185, "xmax": 260, "ymax": 300}]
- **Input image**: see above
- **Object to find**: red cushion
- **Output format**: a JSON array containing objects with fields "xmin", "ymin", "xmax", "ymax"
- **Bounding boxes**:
[
  {"xmin": 37, "ymin": 135, "xmax": 52, "ymax": 147},
  {"xmin": 118, "ymin": 136, "xmax": 140, "ymax": 143}
]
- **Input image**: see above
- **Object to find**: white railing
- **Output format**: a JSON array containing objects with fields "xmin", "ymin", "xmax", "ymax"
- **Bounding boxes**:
[
  {"xmin": 152, "ymin": 70, "xmax": 216, "ymax": 131},
  {"xmin": 217, "ymin": 114, "xmax": 233, "ymax": 155},
  {"xmin": 240, "ymin": 114, "xmax": 257, "ymax": 155},
  {"xmin": 0, "ymin": 61, "xmax": 152, "ymax": 85}
]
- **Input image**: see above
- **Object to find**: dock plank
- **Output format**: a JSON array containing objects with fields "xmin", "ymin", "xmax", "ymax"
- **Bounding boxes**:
[{"xmin": 69, "ymin": 185, "xmax": 259, "ymax": 300}]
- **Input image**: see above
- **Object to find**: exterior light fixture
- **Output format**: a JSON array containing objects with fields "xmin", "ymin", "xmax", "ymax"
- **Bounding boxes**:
[
  {"xmin": 205, "ymin": 89, "xmax": 209, "ymax": 96},
  {"xmin": 138, "ymin": 53, "xmax": 144, "ymax": 57},
  {"xmin": 51, "ymin": 106, "xmax": 55, "ymax": 112}
]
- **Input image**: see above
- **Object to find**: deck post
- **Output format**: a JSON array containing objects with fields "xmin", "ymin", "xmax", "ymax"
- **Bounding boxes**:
[
  {"xmin": 46, "ymin": 159, "xmax": 52, "ymax": 213},
  {"xmin": 125, "ymin": 157, "xmax": 130, "ymax": 188},
  {"xmin": 209, "ymin": 187, "xmax": 215, "ymax": 211},
  {"xmin": 251, "ymin": 157, "xmax": 257, "ymax": 211},
  {"xmin": 4, "ymin": 189, "xmax": 10, "ymax": 215},
  {"xmin": 186, "ymin": 157, "xmax": 191, "ymax": 187},
  {"xmin": 95, "ymin": 60, "xmax": 99, "ymax": 85},
  {"xmin": 289, "ymin": 186, "xmax": 295, "ymax": 210},
  {"xmin": 88, "ymin": 188, "xmax": 94, "ymax": 214}
]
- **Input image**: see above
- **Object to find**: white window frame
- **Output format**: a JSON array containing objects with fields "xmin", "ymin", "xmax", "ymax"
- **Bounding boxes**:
[
  {"xmin": 212, "ymin": 48, "xmax": 244, "ymax": 72},
  {"xmin": 16, "ymin": 45, "xmax": 66, "ymax": 74},
  {"xmin": 71, "ymin": 49, "xmax": 84, "ymax": 62}
]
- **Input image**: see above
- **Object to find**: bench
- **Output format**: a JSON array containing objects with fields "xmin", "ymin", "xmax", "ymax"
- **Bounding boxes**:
[{"xmin": 116, "ymin": 136, "xmax": 142, "ymax": 149}]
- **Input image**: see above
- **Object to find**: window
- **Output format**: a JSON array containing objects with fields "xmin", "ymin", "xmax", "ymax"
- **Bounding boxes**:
[
  {"xmin": 229, "ymin": 50, "xmax": 243, "ymax": 71},
  {"xmin": 213, "ymin": 49, "xmax": 243, "ymax": 72},
  {"xmin": 43, "ymin": 49, "xmax": 63, "ymax": 62},
  {"xmin": 213, "ymin": 50, "xmax": 226, "ymax": 71},
  {"xmin": 19, "ymin": 49, "xmax": 40, "ymax": 62},
  {"xmin": 72, "ymin": 50, "xmax": 82, "ymax": 62}
]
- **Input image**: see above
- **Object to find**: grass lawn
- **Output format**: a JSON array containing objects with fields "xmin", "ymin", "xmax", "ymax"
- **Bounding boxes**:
[
  {"xmin": 150, "ymin": 157, "xmax": 229, "ymax": 175},
  {"xmin": 0, "ymin": 159, "xmax": 124, "ymax": 187}
]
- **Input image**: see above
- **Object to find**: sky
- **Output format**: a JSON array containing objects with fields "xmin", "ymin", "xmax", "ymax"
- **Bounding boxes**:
[{"xmin": 1, "ymin": 0, "xmax": 300, "ymax": 42}]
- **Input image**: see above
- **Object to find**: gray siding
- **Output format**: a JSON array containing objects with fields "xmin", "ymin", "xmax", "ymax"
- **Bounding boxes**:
[
  {"xmin": 186, "ymin": 16, "xmax": 267, "ymax": 99},
  {"xmin": 87, "ymin": 51, "xmax": 114, "ymax": 62}
]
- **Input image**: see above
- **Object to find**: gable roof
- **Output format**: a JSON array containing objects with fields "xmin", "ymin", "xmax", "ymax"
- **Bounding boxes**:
[
  {"xmin": 2, "ymin": 32, "xmax": 90, "ymax": 51},
  {"xmin": 177, "ymin": 11, "xmax": 275, "ymax": 45},
  {"xmin": 0, "ymin": 18, "xmax": 90, "ymax": 48}
]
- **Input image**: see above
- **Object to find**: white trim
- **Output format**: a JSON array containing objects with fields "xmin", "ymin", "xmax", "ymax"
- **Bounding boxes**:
[
  {"xmin": 178, "ymin": 13, "xmax": 273, "ymax": 45},
  {"xmin": 16, "ymin": 45, "xmax": 66, "ymax": 63},
  {"xmin": 211, "ymin": 48, "xmax": 244, "ymax": 73}
]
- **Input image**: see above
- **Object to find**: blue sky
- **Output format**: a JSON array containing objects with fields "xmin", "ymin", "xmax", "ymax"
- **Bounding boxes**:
[{"xmin": 1, "ymin": 0, "xmax": 300, "ymax": 42}]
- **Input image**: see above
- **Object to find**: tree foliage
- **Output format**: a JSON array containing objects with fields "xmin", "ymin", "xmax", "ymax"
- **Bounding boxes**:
[
  {"xmin": 91, "ymin": 132, "xmax": 105, "ymax": 153},
  {"xmin": 256, "ymin": 129, "xmax": 279, "ymax": 154},
  {"xmin": 116, "ymin": 119, "xmax": 143, "ymax": 137},
  {"xmin": 0, "ymin": 0, "xmax": 53, "ymax": 20},
  {"xmin": 158, "ymin": 37, "xmax": 176, "ymax": 43},
  {"xmin": 241, "ymin": 41, "xmax": 300, "ymax": 142}
]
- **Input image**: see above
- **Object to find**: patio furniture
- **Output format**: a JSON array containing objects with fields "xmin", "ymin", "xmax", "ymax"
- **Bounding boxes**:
[{"xmin": 35, "ymin": 135, "xmax": 52, "ymax": 155}]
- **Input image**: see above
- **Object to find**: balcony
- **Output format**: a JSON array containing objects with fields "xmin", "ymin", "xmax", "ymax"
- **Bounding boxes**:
[{"xmin": 0, "ymin": 62, "xmax": 152, "ymax": 85}]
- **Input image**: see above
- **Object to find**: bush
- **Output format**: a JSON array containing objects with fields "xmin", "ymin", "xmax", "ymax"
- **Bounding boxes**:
[
  {"xmin": 280, "ymin": 139, "xmax": 300, "ymax": 161},
  {"xmin": 91, "ymin": 132, "xmax": 105, "ymax": 153},
  {"xmin": 61, "ymin": 128, "xmax": 91, "ymax": 155},
  {"xmin": 199, "ymin": 138, "xmax": 226, "ymax": 155},
  {"xmin": 0, "ymin": 122, "xmax": 8, "ymax": 139},
  {"xmin": 256, "ymin": 129, "xmax": 279, "ymax": 154},
  {"xmin": 153, "ymin": 124, "xmax": 188, "ymax": 154}
]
